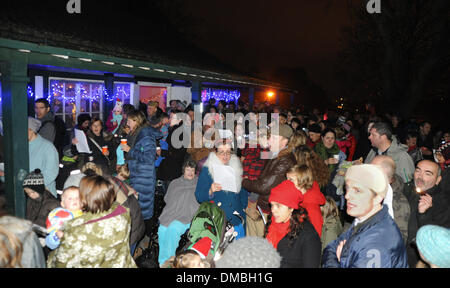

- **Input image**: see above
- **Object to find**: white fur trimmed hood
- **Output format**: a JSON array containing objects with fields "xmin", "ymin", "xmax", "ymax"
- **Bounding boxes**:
[{"xmin": 203, "ymin": 152, "xmax": 243, "ymax": 193}]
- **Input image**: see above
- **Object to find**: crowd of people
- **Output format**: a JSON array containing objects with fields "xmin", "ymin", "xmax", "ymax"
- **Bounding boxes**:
[{"xmin": 0, "ymin": 97, "xmax": 449, "ymax": 268}]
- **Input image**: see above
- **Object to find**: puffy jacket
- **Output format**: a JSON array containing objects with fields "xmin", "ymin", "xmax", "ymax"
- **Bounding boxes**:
[
  {"xmin": 242, "ymin": 150, "xmax": 296, "ymax": 213},
  {"xmin": 364, "ymin": 136, "xmax": 415, "ymax": 184},
  {"xmin": 127, "ymin": 126, "xmax": 162, "ymax": 220},
  {"xmin": 301, "ymin": 181, "xmax": 326, "ymax": 237},
  {"xmin": 322, "ymin": 205, "xmax": 408, "ymax": 268}
]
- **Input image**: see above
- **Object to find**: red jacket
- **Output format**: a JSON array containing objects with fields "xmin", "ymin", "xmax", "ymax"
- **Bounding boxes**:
[
  {"xmin": 300, "ymin": 181, "xmax": 326, "ymax": 237},
  {"xmin": 336, "ymin": 134, "xmax": 357, "ymax": 161}
]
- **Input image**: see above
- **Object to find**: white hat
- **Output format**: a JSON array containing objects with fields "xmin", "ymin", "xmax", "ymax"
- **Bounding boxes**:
[{"xmin": 345, "ymin": 164, "xmax": 388, "ymax": 198}]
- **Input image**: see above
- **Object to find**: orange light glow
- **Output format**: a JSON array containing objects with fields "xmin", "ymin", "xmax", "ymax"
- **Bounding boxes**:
[{"xmin": 267, "ymin": 91, "xmax": 275, "ymax": 98}]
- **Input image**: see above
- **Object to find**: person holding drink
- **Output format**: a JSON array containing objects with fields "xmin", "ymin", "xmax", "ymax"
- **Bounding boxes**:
[
  {"xmin": 72, "ymin": 117, "xmax": 115, "ymax": 175},
  {"xmin": 120, "ymin": 110, "xmax": 162, "ymax": 234},
  {"xmin": 314, "ymin": 128, "xmax": 346, "ymax": 174}
]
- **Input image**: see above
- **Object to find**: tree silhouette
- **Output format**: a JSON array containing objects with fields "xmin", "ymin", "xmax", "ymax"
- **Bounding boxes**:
[{"xmin": 337, "ymin": 0, "xmax": 450, "ymax": 118}]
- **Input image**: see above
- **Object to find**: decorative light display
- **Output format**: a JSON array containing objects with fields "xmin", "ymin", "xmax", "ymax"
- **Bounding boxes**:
[
  {"xmin": 40, "ymin": 80, "xmax": 126, "ymax": 104},
  {"xmin": 3, "ymin": 82, "xmax": 123, "ymax": 105},
  {"xmin": 201, "ymin": 88, "xmax": 241, "ymax": 103},
  {"xmin": 27, "ymin": 85, "xmax": 34, "ymax": 99},
  {"xmin": 115, "ymin": 84, "xmax": 131, "ymax": 101}
]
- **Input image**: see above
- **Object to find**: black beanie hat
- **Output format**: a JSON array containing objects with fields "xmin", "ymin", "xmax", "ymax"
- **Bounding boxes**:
[{"xmin": 23, "ymin": 169, "xmax": 45, "ymax": 195}]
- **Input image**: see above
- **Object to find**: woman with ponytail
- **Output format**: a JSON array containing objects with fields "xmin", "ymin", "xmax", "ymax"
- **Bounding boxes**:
[{"xmin": 265, "ymin": 180, "xmax": 322, "ymax": 268}]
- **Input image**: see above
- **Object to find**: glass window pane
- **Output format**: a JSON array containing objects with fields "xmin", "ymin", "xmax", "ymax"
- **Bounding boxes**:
[
  {"xmin": 114, "ymin": 83, "xmax": 131, "ymax": 104},
  {"xmin": 50, "ymin": 81, "xmax": 64, "ymax": 114},
  {"xmin": 80, "ymin": 98, "xmax": 90, "ymax": 113},
  {"xmin": 79, "ymin": 83, "xmax": 90, "ymax": 99},
  {"xmin": 65, "ymin": 82, "xmax": 77, "ymax": 104},
  {"xmin": 92, "ymin": 99, "xmax": 100, "ymax": 113},
  {"xmin": 91, "ymin": 84, "xmax": 103, "ymax": 103}
]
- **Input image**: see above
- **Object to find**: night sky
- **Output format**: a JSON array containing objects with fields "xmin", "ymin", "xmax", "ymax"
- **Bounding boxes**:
[
  {"xmin": 180, "ymin": 0, "xmax": 351, "ymax": 96},
  {"xmin": 2, "ymin": 1, "xmax": 352, "ymax": 95}
]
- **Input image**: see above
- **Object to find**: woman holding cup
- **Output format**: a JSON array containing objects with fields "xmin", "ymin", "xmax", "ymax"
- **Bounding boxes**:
[
  {"xmin": 314, "ymin": 128, "xmax": 346, "ymax": 174},
  {"xmin": 121, "ymin": 110, "xmax": 162, "ymax": 230},
  {"xmin": 72, "ymin": 117, "xmax": 115, "ymax": 175}
]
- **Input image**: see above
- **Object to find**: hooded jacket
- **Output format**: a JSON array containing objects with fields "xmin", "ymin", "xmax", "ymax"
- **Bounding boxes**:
[
  {"xmin": 300, "ymin": 181, "xmax": 326, "ymax": 237},
  {"xmin": 322, "ymin": 205, "xmax": 408, "ymax": 268},
  {"xmin": 364, "ymin": 136, "xmax": 415, "ymax": 184}
]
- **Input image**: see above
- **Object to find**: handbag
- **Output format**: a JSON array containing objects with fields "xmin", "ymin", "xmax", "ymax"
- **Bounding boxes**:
[{"xmin": 135, "ymin": 233, "xmax": 160, "ymax": 268}]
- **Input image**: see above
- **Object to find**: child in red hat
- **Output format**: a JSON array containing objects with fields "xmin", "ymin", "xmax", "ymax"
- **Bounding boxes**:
[
  {"xmin": 265, "ymin": 179, "xmax": 322, "ymax": 268},
  {"xmin": 161, "ymin": 237, "xmax": 213, "ymax": 268}
]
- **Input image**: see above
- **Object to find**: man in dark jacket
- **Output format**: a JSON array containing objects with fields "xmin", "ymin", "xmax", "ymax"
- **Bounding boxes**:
[
  {"xmin": 242, "ymin": 124, "xmax": 296, "ymax": 237},
  {"xmin": 322, "ymin": 164, "xmax": 408, "ymax": 268},
  {"xmin": 405, "ymin": 160, "xmax": 450, "ymax": 267}
]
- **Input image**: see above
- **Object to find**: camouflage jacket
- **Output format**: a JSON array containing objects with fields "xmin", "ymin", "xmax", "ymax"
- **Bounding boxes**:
[
  {"xmin": 391, "ymin": 174, "xmax": 410, "ymax": 244},
  {"xmin": 47, "ymin": 202, "xmax": 136, "ymax": 268}
]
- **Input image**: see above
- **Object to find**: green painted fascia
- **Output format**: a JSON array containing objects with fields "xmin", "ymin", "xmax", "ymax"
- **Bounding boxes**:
[{"xmin": 0, "ymin": 37, "xmax": 294, "ymax": 92}]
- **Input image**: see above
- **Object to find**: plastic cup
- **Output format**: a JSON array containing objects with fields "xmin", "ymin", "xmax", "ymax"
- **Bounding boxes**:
[
  {"xmin": 333, "ymin": 155, "xmax": 340, "ymax": 160},
  {"xmin": 121, "ymin": 139, "xmax": 127, "ymax": 145},
  {"xmin": 102, "ymin": 146, "xmax": 108, "ymax": 155}
]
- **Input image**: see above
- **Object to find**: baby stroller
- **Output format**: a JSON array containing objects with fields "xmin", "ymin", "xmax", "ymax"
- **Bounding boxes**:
[{"xmin": 177, "ymin": 202, "xmax": 238, "ymax": 262}]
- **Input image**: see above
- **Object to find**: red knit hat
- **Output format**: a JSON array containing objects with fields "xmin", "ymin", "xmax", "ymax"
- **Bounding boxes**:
[
  {"xmin": 269, "ymin": 180, "xmax": 304, "ymax": 209},
  {"xmin": 189, "ymin": 237, "xmax": 212, "ymax": 259}
]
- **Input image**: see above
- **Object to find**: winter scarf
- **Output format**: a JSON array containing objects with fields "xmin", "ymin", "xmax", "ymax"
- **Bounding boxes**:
[
  {"xmin": 204, "ymin": 151, "xmax": 243, "ymax": 193},
  {"xmin": 266, "ymin": 217, "xmax": 290, "ymax": 249},
  {"xmin": 315, "ymin": 141, "xmax": 340, "ymax": 173}
]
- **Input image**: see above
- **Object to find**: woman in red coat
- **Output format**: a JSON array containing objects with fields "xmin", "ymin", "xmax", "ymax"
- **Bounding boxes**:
[{"xmin": 287, "ymin": 165, "xmax": 326, "ymax": 237}]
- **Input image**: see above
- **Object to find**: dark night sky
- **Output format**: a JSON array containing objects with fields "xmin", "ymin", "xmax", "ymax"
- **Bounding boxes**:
[{"xmin": 179, "ymin": 0, "xmax": 352, "ymax": 96}]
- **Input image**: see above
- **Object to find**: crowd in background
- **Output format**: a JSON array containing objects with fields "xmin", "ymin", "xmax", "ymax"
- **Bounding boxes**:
[{"xmin": 0, "ymin": 96, "xmax": 449, "ymax": 268}]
